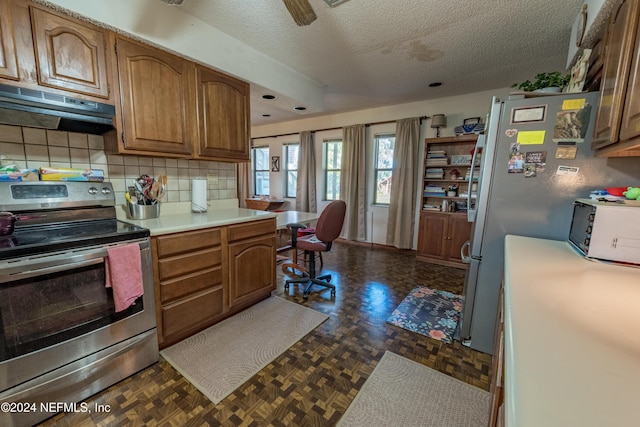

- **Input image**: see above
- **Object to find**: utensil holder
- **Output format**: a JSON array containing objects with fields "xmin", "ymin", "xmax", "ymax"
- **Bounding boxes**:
[{"xmin": 126, "ymin": 203, "xmax": 160, "ymax": 220}]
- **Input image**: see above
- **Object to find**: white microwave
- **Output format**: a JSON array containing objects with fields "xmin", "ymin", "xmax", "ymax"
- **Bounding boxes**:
[{"xmin": 568, "ymin": 199, "xmax": 640, "ymax": 264}]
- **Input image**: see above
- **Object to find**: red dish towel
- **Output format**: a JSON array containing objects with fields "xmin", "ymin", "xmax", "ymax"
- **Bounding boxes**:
[{"xmin": 105, "ymin": 243, "xmax": 144, "ymax": 313}]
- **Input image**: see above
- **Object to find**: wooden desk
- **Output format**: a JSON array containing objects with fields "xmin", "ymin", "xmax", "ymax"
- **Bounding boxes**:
[{"xmin": 276, "ymin": 210, "xmax": 321, "ymax": 229}]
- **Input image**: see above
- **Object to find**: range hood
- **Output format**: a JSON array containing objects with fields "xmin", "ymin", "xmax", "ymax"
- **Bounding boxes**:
[{"xmin": 0, "ymin": 83, "xmax": 115, "ymax": 135}]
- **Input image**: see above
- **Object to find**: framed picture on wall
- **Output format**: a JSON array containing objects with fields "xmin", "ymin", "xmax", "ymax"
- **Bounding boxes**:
[{"xmin": 271, "ymin": 156, "xmax": 280, "ymax": 172}]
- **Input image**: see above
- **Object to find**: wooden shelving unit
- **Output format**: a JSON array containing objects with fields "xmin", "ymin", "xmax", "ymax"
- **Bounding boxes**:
[
  {"xmin": 417, "ymin": 134, "xmax": 478, "ymax": 268},
  {"xmin": 422, "ymin": 135, "xmax": 479, "ymax": 212}
]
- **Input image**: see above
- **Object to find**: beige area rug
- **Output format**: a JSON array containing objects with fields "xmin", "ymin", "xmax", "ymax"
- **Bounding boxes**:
[
  {"xmin": 338, "ymin": 351, "xmax": 490, "ymax": 427},
  {"xmin": 160, "ymin": 296, "xmax": 328, "ymax": 404}
]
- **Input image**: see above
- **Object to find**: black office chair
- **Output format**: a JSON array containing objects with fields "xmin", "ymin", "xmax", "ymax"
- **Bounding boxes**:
[{"xmin": 284, "ymin": 200, "xmax": 346, "ymax": 300}]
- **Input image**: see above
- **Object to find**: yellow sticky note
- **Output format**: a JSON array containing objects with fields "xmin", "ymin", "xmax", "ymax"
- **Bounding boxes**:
[
  {"xmin": 562, "ymin": 98, "xmax": 586, "ymax": 110},
  {"xmin": 517, "ymin": 130, "xmax": 546, "ymax": 145}
]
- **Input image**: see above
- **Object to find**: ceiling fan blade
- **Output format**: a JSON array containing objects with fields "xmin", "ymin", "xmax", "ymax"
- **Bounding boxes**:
[{"xmin": 282, "ymin": 0, "xmax": 317, "ymax": 26}]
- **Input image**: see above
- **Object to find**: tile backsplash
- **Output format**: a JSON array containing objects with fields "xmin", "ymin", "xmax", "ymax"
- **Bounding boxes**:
[{"xmin": 0, "ymin": 124, "xmax": 238, "ymax": 207}]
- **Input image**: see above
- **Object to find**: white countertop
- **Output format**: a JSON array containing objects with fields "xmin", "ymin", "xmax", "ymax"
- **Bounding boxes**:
[
  {"xmin": 116, "ymin": 201, "xmax": 320, "ymax": 235},
  {"xmin": 503, "ymin": 235, "xmax": 640, "ymax": 427},
  {"xmin": 117, "ymin": 201, "xmax": 277, "ymax": 235}
]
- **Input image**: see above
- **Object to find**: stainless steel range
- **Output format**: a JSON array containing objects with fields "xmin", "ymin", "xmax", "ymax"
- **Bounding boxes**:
[{"xmin": 0, "ymin": 181, "xmax": 158, "ymax": 427}]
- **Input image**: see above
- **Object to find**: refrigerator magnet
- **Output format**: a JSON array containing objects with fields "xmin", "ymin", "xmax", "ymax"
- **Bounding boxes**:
[
  {"xmin": 556, "ymin": 165, "xmax": 579, "ymax": 177},
  {"xmin": 510, "ymin": 105, "xmax": 547, "ymax": 124},
  {"xmin": 524, "ymin": 164, "xmax": 537, "ymax": 178},
  {"xmin": 507, "ymin": 152, "xmax": 524, "ymax": 173},
  {"xmin": 556, "ymin": 146, "xmax": 577, "ymax": 159}
]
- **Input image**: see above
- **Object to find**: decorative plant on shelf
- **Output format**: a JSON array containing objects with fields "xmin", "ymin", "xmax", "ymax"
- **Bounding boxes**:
[{"xmin": 512, "ymin": 72, "xmax": 571, "ymax": 92}]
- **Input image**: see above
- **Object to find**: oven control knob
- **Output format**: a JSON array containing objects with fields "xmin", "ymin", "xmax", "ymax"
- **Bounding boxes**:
[
  {"xmin": 101, "ymin": 187, "xmax": 112, "ymax": 195},
  {"xmin": 88, "ymin": 186, "xmax": 98, "ymax": 195}
]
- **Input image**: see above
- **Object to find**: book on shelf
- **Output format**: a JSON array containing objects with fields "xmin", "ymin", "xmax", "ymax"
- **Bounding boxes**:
[
  {"xmin": 425, "ymin": 167, "xmax": 444, "ymax": 179},
  {"xmin": 464, "ymin": 167, "xmax": 480, "ymax": 181},
  {"xmin": 424, "ymin": 185, "xmax": 446, "ymax": 196},
  {"xmin": 426, "ymin": 150, "xmax": 448, "ymax": 166},
  {"xmin": 423, "ymin": 204, "xmax": 441, "ymax": 211}
]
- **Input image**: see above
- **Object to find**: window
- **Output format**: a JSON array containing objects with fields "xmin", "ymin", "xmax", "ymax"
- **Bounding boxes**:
[
  {"xmin": 374, "ymin": 134, "xmax": 395, "ymax": 205},
  {"xmin": 323, "ymin": 139, "xmax": 342, "ymax": 200},
  {"xmin": 284, "ymin": 143, "xmax": 299, "ymax": 198},
  {"xmin": 252, "ymin": 146, "xmax": 270, "ymax": 196}
]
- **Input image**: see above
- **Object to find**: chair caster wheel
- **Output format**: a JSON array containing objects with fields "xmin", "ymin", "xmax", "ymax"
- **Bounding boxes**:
[
  {"xmin": 284, "ymin": 283, "xmax": 290, "ymax": 291},
  {"xmin": 326, "ymin": 277, "xmax": 332, "ymax": 283},
  {"xmin": 330, "ymin": 289, "xmax": 336, "ymax": 297},
  {"xmin": 303, "ymin": 292, "xmax": 309, "ymax": 300}
]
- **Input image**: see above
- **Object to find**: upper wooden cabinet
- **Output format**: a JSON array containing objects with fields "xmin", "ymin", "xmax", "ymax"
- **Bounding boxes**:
[
  {"xmin": 0, "ymin": 0, "xmax": 19, "ymax": 80},
  {"xmin": 30, "ymin": 6, "xmax": 111, "ymax": 99},
  {"xmin": 106, "ymin": 36, "xmax": 250, "ymax": 160},
  {"xmin": 592, "ymin": 0, "xmax": 640, "ymax": 157},
  {"xmin": 3, "ymin": 1, "xmax": 251, "ymax": 161},
  {"xmin": 112, "ymin": 36, "xmax": 195, "ymax": 156},
  {"xmin": 194, "ymin": 65, "xmax": 250, "ymax": 161}
]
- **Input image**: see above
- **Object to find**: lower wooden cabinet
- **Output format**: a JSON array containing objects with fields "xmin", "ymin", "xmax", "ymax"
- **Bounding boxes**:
[
  {"xmin": 416, "ymin": 211, "xmax": 472, "ymax": 268},
  {"xmin": 489, "ymin": 285, "xmax": 505, "ymax": 427},
  {"xmin": 153, "ymin": 227, "xmax": 224, "ymax": 347},
  {"xmin": 152, "ymin": 218, "xmax": 276, "ymax": 348},
  {"xmin": 227, "ymin": 219, "xmax": 277, "ymax": 308}
]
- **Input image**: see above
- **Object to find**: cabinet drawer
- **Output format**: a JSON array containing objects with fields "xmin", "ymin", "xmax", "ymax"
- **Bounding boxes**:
[
  {"xmin": 156, "ymin": 228, "xmax": 221, "ymax": 257},
  {"xmin": 162, "ymin": 287, "xmax": 224, "ymax": 337},
  {"xmin": 227, "ymin": 219, "xmax": 275, "ymax": 242},
  {"xmin": 158, "ymin": 247, "xmax": 221, "ymax": 280},
  {"xmin": 160, "ymin": 266, "xmax": 222, "ymax": 303}
]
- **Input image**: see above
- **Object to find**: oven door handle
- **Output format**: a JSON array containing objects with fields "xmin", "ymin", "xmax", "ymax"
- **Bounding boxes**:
[
  {"xmin": 0, "ymin": 239, "xmax": 150, "ymax": 282},
  {"xmin": 5, "ymin": 257, "xmax": 105, "ymax": 282}
]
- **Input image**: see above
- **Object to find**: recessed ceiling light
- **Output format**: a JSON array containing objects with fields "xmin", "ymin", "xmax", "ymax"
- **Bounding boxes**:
[
  {"xmin": 293, "ymin": 106, "xmax": 306, "ymax": 111},
  {"xmin": 428, "ymin": 82, "xmax": 442, "ymax": 87},
  {"xmin": 262, "ymin": 94, "xmax": 276, "ymax": 100}
]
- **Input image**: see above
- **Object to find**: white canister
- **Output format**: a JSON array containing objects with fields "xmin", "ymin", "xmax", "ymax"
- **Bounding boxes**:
[{"xmin": 191, "ymin": 178, "xmax": 208, "ymax": 212}]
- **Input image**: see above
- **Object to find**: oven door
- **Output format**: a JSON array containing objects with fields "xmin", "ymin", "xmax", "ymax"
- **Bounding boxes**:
[{"xmin": 0, "ymin": 238, "xmax": 156, "ymax": 393}]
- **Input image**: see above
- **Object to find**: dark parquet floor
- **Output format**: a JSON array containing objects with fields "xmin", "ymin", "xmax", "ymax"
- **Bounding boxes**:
[{"xmin": 41, "ymin": 241, "xmax": 492, "ymax": 427}]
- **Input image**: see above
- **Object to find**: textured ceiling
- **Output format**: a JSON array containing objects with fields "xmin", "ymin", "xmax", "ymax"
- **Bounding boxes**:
[{"xmin": 173, "ymin": 0, "xmax": 585, "ymax": 126}]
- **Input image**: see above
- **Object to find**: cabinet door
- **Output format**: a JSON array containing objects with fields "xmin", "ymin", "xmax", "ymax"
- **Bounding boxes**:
[
  {"xmin": 620, "ymin": 0, "xmax": 640, "ymax": 142},
  {"xmin": 593, "ymin": 0, "xmax": 638, "ymax": 149},
  {"xmin": 194, "ymin": 65, "xmax": 250, "ymax": 161},
  {"xmin": 228, "ymin": 234, "xmax": 276, "ymax": 308},
  {"xmin": 115, "ymin": 36, "xmax": 195, "ymax": 155},
  {"xmin": 0, "ymin": 0, "xmax": 19, "ymax": 80},
  {"xmin": 444, "ymin": 214, "xmax": 473, "ymax": 262},
  {"xmin": 30, "ymin": 6, "xmax": 110, "ymax": 98},
  {"xmin": 417, "ymin": 212, "xmax": 447, "ymax": 260}
]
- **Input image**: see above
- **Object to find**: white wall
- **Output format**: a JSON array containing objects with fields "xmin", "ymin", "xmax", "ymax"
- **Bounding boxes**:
[{"xmin": 251, "ymin": 87, "xmax": 512, "ymax": 248}]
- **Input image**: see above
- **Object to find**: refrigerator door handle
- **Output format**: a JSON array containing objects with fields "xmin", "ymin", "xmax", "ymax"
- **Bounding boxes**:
[
  {"xmin": 467, "ymin": 134, "xmax": 485, "ymax": 222},
  {"xmin": 461, "ymin": 240, "xmax": 471, "ymax": 263}
]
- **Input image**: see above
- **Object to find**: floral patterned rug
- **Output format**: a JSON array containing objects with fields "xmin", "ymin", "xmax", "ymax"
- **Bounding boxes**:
[{"xmin": 386, "ymin": 286, "xmax": 463, "ymax": 343}]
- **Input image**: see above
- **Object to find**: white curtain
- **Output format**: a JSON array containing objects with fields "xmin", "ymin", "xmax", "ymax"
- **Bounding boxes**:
[
  {"xmin": 295, "ymin": 131, "xmax": 317, "ymax": 212},
  {"xmin": 340, "ymin": 124, "xmax": 367, "ymax": 240},
  {"xmin": 386, "ymin": 117, "xmax": 420, "ymax": 248}
]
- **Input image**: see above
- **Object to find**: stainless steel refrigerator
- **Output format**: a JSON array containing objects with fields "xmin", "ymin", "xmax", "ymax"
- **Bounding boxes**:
[{"xmin": 460, "ymin": 92, "xmax": 640, "ymax": 355}]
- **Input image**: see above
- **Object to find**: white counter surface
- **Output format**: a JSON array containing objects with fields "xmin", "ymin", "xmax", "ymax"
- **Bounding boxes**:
[
  {"xmin": 503, "ymin": 235, "xmax": 640, "ymax": 427},
  {"xmin": 117, "ymin": 201, "xmax": 277, "ymax": 236}
]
